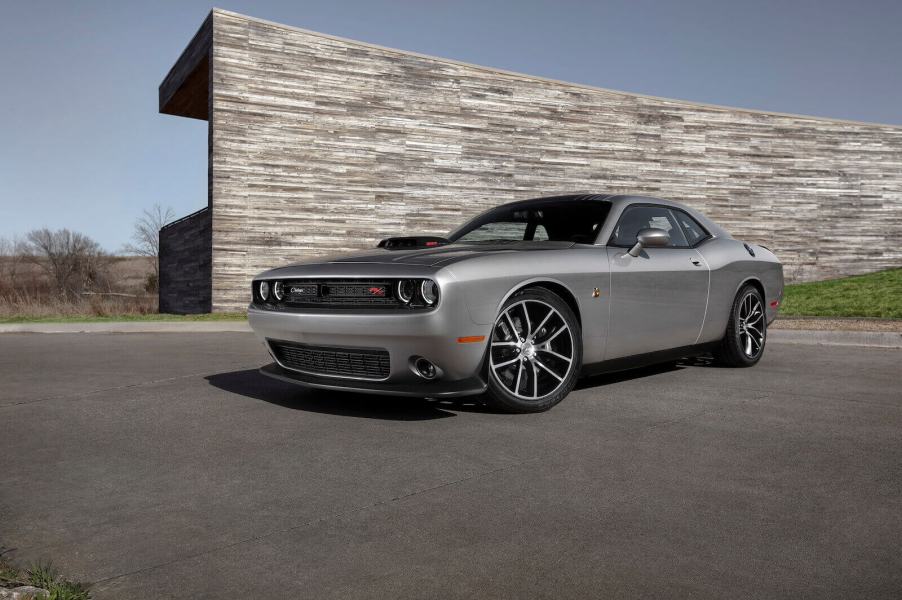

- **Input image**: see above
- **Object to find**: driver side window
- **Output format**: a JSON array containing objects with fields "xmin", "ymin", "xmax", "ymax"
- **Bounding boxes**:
[{"xmin": 609, "ymin": 205, "xmax": 689, "ymax": 248}]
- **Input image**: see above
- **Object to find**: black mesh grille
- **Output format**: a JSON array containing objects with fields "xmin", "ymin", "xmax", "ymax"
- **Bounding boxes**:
[
  {"xmin": 269, "ymin": 340, "xmax": 390, "ymax": 380},
  {"xmin": 266, "ymin": 279, "xmax": 399, "ymax": 309}
]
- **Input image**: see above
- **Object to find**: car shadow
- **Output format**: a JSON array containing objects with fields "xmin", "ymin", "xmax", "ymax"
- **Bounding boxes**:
[
  {"xmin": 575, "ymin": 361, "xmax": 686, "ymax": 390},
  {"xmin": 208, "ymin": 359, "xmax": 705, "ymax": 420},
  {"xmin": 206, "ymin": 369, "xmax": 496, "ymax": 421},
  {"xmin": 676, "ymin": 354, "xmax": 731, "ymax": 368}
]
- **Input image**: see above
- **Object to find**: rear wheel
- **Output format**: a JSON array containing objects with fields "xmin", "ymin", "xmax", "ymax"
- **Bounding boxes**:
[
  {"xmin": 484, "ymin": 288, "xmax": 582, "ymax": 413},
  {"xmin": 714, "ymin": 284, "xmax": 766, "ymax": 367}
]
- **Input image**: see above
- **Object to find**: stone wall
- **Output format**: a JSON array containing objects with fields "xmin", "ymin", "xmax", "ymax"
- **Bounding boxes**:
[
  {"xmin": 161, "ymin": 9, "xmax": 902, "ymax": 312},
  {"xmin": 158, "ymin": 207, "xmax": 212, "ymax": 314}
]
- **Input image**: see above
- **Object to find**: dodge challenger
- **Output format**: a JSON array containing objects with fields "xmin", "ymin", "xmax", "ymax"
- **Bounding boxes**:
[{"xmin": 248, "ymin": 194, "xmax": 783, "ymax": 412}]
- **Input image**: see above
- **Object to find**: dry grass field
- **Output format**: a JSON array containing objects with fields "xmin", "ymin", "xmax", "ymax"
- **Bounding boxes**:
[{"xmin": 0, "ymin": 256, "xmax": 156, "ymax": 320}]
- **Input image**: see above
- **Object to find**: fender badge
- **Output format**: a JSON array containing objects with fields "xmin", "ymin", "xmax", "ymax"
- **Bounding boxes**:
[{"xmin": 592, "ymin": 288, "xmax": 601, "ymax": 298}]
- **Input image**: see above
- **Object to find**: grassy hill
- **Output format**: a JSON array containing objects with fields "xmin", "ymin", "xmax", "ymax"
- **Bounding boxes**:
[{"xmin": 781, "ymin": 268, "xmax": 901, "ymax": 319}]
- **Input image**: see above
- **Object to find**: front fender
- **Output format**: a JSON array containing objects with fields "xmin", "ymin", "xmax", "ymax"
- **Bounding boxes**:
[{"xmin": 442, "ymin": 248, "xmax": 610, "ymax": 364}]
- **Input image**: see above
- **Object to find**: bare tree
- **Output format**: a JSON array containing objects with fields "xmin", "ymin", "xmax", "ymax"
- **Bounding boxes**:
[
  {"xmin": 25, "ymin": 228, "xmax": 110, "ymax": 299},
  {"xmin": 124, "ymin": 204, "xmax": 175, "ymax": 285},
  {"xmin": 0, "ymin": 235, "xmax": 28, "ymax": 292}
]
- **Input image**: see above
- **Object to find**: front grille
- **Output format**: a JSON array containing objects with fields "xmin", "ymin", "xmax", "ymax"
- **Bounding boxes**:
[
  {"xmin": 269, "ymin": 340, "xmax": 390, "ymax": 380},
  {"xmin": 282, "ymin": 279, "xmax": 399, "ymax": 309}
]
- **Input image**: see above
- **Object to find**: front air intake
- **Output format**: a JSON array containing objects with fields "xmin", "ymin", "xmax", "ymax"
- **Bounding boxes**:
[{"xmin": 269, "ymin": 340, "xmax": 390, "ymax": 380}]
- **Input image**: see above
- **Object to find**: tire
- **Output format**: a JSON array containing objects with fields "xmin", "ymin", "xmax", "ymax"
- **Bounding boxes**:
[
  {"xmin": 714, "ymin": 284, "xmax": 767, "ymax": 367},
  {"xmin": 484, "ymin": 287, "xmax": 582, "ymax": 413}
]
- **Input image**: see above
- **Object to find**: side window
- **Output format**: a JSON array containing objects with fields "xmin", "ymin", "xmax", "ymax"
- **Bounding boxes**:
[
  {"xmin": 609, "ymin": 205, "xmax": 689, "ymax": 248},
  {"xmin": 533, "ymin": 224, "xmax": 549, "ymax": 241},
  {"xmin": 672, "ymin": 210, "xmax": 709, "ymax": 246}
]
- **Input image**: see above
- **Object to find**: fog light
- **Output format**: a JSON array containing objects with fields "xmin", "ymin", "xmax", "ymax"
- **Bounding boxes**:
[{"xmin": 414, "ymin": 357, "xmax": 437, "ymax": 380}]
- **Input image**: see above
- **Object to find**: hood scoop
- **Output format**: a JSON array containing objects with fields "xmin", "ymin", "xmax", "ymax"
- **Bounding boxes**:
[{"xmin": 377, "ymin": 236, "xmax": 450, "ymax": 250}]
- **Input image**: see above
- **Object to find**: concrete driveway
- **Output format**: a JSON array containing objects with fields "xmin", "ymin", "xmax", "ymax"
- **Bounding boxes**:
[{"xmin": 1, "ymin": 333, "xmax": 900, "ymax": 599}]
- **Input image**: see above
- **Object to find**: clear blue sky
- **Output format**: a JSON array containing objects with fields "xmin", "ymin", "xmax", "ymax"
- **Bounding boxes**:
[{"xmin": 2, "ymin": 0, "xmax": 900, "ymax": 251}]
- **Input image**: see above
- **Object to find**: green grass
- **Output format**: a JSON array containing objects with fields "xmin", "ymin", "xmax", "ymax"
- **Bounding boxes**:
[
  {"xmin": 781, "ymin": 268, "xmax": 902, "ymax": 319},
  {"xmin": 0, "ymin": 312, "xmax": 247, "ymax": 324},
  {"xmin": 0, "ymin": 555, "xmax": 91, "ymax": 600}
]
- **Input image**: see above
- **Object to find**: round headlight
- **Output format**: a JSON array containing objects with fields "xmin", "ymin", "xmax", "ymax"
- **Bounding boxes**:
[
  {"xmin": 421, "ymin": 280, "xmax": 438, "ymax": 305},
  {"xmin": 397, "ymin": 279, "xmax": 416, "ymax": 303},
  {"xmin": 259, "ymin": 280, "xmax": 270, "ymax": 301},
  {"xmin": 273, "ymin": 281, "xmax": 284, "ymax": 301}
]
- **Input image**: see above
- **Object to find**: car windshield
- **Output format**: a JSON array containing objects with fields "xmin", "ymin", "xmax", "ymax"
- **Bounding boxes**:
[{"xmin": 448, "ymin": 200, "xmax": 612, "ymax": 244}]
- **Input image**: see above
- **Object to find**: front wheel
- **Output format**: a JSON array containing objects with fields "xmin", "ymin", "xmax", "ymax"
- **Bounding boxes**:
[
  {"xmin": 714, "ymin": 284, "xmax": 767, "ymax": 367},
  {"xmin": 484, "ymin": 288, "xmax": 582, "ymax": 413}
]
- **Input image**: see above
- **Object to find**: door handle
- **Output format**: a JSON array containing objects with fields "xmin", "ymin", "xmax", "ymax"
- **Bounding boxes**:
[{"xmin": 690, "ymin": 258, "xmax": 702, "ymax": 266}]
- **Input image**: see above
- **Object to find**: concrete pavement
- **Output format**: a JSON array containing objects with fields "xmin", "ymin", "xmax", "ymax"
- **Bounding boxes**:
[{"xmin": 1, "ymin": 333, "xmax": 900, "ymax": 598}]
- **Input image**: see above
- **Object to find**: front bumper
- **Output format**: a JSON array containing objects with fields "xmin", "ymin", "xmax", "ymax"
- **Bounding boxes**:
[{"xmin": 247, "ymin": 297, "xmax": 492, "ymax": 398}]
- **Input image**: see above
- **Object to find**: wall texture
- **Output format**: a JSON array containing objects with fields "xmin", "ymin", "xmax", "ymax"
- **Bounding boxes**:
[
  {"xmin": 158, "ymin": 207, "xmax": 212, "ymax": 313},
  {"xmin": 161, "ymin": 9, "xmax": 902, "ymax": 312}
]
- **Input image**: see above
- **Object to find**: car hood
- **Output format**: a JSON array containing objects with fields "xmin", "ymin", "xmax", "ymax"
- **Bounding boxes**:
[
  {"xmin": 255, "ymin": 241, "xmax": 578, "ymax": 279},
  {"xmin": 325, "ymin": 240, "xmax": 576, "ymax": 267},
  {"xmin": 259, "ymin": 241, "xmax": 577, "ymax": 277}
]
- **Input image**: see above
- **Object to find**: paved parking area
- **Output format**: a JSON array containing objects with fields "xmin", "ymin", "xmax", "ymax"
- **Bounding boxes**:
[{"xmin": 1, "ymin": 333, "xmax": 900, "ymax": 599}]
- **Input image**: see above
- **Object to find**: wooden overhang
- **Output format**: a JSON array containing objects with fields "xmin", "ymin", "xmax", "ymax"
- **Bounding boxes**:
[{"xmin": 159, "ymin": 12, "xmax": 211, "ymax": 121}]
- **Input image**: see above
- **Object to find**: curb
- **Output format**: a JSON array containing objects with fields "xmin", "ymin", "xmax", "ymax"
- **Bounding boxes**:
[
  {"xmin": 768, "ymin": 329, "xmax": 902, "ymax": 349},
  {"xmin": 0, "ymin": 322, "xmax": 252, "ymax": 334}
]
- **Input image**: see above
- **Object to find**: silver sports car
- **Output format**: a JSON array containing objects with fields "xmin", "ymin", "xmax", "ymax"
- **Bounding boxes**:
[{"xmin": 249, "ymin": 194, "xmax": 783, "ymax": 412}]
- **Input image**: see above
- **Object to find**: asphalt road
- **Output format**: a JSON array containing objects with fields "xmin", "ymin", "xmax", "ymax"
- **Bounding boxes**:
[{"xmin": 1, "ymin": 333, "xmax": 900, "ymax": 599}]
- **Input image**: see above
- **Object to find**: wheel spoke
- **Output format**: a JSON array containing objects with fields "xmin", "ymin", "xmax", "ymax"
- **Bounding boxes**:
[
  {"xmin": 530, "ymin": 309, "xmax": 554, "ymax": 341},
  {"xmin": 746, "ymin": 313, "xmax": 764, "ymax": 325},
  {"xmin": 521, "ymin": 302, "xmax": 532, "ymax": 337},
  {"xmin": 515, "ymin": 360, "xmax": 524, "ymax": 394},
  {"xmin": 749, "ymin": 333, "xmax": 762, "ymax": 350},
  {"xmin": 543, "ymin": 324, "xmax": 569, "ymax": 345},
  {"xmin": 504, "ymin": 311, "xmax": 519, "ymax": 341},
  {"xmin": 537, "ymin": 347, "xmax": 572, "ymax": 363},
  {"xmin": 532, "ymin": 361, "xmax": 539, "ymax": 398},
  {"xmin": 535, "ymin": 358, "xmax": 564, "ymax": 382},
  {"xmin": 492, "ymin": 341, "xmax": 518, "ymax": 347},
  {"xmin": 493, "ymin": 356, "xmax": 520, "ymax": 369}
]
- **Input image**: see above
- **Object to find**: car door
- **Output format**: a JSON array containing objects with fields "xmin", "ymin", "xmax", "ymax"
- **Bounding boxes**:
[{"xmin": 604, "ymin": 204, "xmax": 709, "ymax": 359}]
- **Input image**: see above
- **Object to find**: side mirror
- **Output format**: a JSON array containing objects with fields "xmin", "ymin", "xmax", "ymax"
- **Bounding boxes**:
[{"xmin": 627, "ymin": 228, "xmax": 670, "ymax": 257}]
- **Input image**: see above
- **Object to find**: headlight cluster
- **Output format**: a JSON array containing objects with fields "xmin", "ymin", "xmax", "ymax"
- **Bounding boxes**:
[
  {"xmin": 397, "ymin": 279, "xmax": 439, "ymax": 306},
  {"xmin": 257, "ymin": 280, "xmax": 291, "ymax": 302}
]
